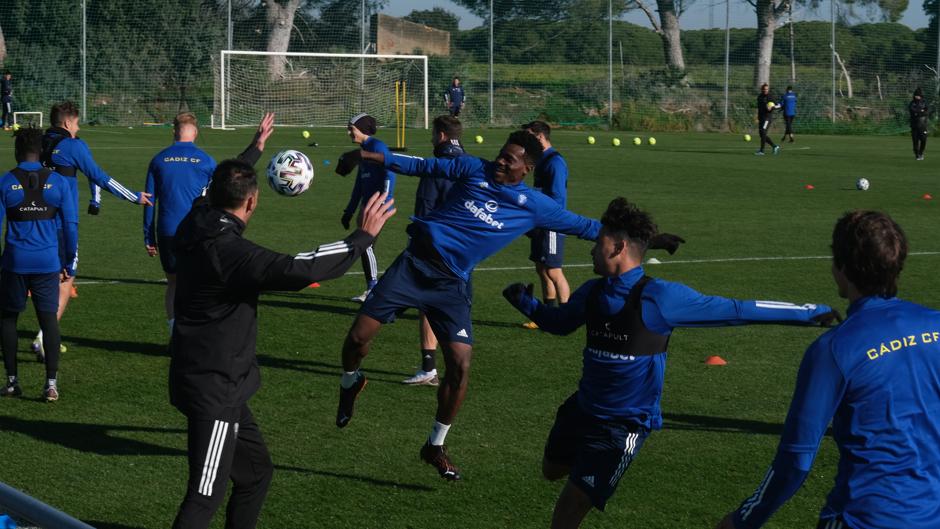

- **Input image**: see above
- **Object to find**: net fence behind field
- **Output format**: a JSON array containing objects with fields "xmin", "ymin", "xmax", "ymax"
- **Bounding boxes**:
[{"xmin": 0, "ymin": 0, "xmax": 936, "ymax": 133}]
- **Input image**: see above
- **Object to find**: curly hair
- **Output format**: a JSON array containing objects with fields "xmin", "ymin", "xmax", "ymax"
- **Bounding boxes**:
[
  {"xmin": 601, "ymin": 197, "xmax": 657, "ymax": 251},
  {"xmin": 505, "ymin": 129, "xmax": 544, "ymax": 166},
  {"xmin": 831, "ymin": 210, "xmax": 907, "ymax": 297},
  {"xmin": 13, "ymin": 127, "xmax": 43, "ymax": 162}
]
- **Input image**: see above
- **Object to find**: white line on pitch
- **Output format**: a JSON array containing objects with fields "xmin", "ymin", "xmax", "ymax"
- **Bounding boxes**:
[{"xmin": 73, "ymin": 251, "xmax": 940, "ymax": 286}]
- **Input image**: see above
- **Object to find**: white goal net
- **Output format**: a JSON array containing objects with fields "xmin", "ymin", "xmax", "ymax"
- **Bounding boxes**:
[{"xmin": 215, "ymin": 51, "xmax": 428, "ymax": 130}]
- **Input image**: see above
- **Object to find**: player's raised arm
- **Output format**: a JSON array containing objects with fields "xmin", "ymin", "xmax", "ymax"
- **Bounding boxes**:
[
  {"xmin": 71, "ymin": 140, "xmax": 152, "ymax": 206},
  {"xmin": 363, "ymin": 150, "xmax": 481, "ymax": 181},
  {"xmin": 235, "ymin": 112, "xmax": 275, "ymax": 166},
  {"xmin": 503, "ymin": 280, "xmax": 591, "ymax": 336}
]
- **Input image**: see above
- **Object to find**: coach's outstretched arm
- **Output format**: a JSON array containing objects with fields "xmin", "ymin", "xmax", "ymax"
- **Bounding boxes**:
[{"xmin": 224, "ymin": 191, "xmax": 395, "ymax": 292}]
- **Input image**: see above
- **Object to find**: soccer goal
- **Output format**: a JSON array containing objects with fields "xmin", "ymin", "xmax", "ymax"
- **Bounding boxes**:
[
  {"xmin": 13, "ymin": 112, "xmax": 43, "ymax": 128},
  {"xmin": 215, "ymin": 51, "xmax": 428, "ymax": 130}
]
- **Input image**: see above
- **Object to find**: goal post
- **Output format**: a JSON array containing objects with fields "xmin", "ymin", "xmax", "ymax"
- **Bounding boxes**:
[
  {"xmin": 216, "ymin": 50, "xmax": 428, "ymax": 131},
  {"xmin": 13, "ymin": 112, "xmax": 43, "ymax": 128}
]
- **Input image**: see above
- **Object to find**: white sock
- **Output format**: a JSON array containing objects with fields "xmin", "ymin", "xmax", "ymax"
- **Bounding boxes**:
[
  {"xmin": 47, "ymin": 378, "xmax": 57, "ymax": 388},
  {"xmin": 7, "ymin": 376, "xmax": 16, "ymax": 384},
  {"xmin": 168, "ymin": 318, "xmax": 175, "ymax": 332},
  {"xmin": 429, "ymin": 421, "xmax": 451, "ymax": 446},
  {"xmin": 340, "ymin": 370, "xmax": 360, "ymax": 389},
  {"xmin": 35, "ymin": 330, "xmax": 43, "ymax": 342}
]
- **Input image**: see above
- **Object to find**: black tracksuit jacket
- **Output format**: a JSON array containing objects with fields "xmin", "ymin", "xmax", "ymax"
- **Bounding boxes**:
[{"xmin": 168, "ymin": 202, "xmax": 374, "ymax": 418}]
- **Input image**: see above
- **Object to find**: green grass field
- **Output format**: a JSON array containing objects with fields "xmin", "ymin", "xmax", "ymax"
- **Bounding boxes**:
[{"xmin": 0, "ymin": 126, "xmax": 936, "ymax": 529}]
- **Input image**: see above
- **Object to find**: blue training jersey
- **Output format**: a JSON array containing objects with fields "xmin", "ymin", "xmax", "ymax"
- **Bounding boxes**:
[
  {"xmin": 344, "ymin": 136, "xmax": 395, "ymax": 217},
  {"xmin": 734, "ymin": 296, "xmax": 940, "ymax": 529},
  {"xmin": 143, "ymin": 141, "xmax": 216, "ymax": 245},
  {"xmin": 445, "ymin": 85, "xmax": 465, "ymax": 107},
  {"xmin": 45, "ymin": 128, "xmax": 142, "ymax": 212},
  {"xmin": 781, "ymin": 92, "xmax": 797, "ymax": 117},
  {"xmin": 414, "ymin": 139, "xmax": 464, "ymax": 216},
  {"xmin": 386, "ymin": 153, "xmax": 600, "ymax": 281},
  {"xmin": 0, "ymin": 162, "xmax": 78, "ymax": 274},
  {"xmin": 533, "ymin": 147, "xmax": 567, "ymax": 209},
  {"xmin": 514, "ymin": 267, "xmax": 834, "ymax": 428}
]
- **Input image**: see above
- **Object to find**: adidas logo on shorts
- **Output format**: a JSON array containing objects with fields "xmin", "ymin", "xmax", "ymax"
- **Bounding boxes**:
[
  {"xmin": 582, "ymin": 475, "xmax": 595, "ymax": 488},
  {"xmin": 456, "ymin": 329, "xmax": 469, "ymax": 338}
]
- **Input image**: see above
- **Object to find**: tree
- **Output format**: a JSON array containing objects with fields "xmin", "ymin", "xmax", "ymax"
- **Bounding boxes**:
[
  {"xmin": 0, "ymin": 23, "xmax": 6, "ymax": 66},
  {"xmin": 266, "ymin": 0, "xmax": 303, "ymax": 79},
  {"xmin": 631, "ymin": 0, "xmax": 689, "ymax": 77},
  {"xmin": 404, "ymin": 8, "xmax": 460, "ymax": 33}
]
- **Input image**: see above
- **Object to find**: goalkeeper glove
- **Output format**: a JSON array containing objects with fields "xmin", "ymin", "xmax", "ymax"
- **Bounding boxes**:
[
  {"xmin": 341, "ymin": 212, "xmax": 353, "ymax": 230},
  {"xmin": 649, "ymin": 233, "xmax": 685, "ymax": 255},
  {"xmin": 336, "ymin": 149, "xmax": 361, "ymax": 176},
  {"xmin": 502, "ymin": 283, "xmax": 536, "ymax": 314},
  {"xmin": 87, "ymin": 202, "xmax": 100, "ymax": 215}
]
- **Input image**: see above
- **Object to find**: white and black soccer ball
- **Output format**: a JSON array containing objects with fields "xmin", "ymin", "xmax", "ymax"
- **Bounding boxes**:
[
  {"xmin": 856, "ymin": 178, "xmax": 870, "ymax": 191},
  {"xmin": 267, "ymin": 150, "xmax": 314, "ymax": 196}
]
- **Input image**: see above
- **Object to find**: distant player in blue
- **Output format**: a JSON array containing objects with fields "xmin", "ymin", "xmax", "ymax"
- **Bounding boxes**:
[
  {"xmin": 0, "ymin": 128, "xmax": 78, "ymax": 402},
  {"xmin": 780, "ymin": 86, "xmax": 797, "ymax": 143},
  {"xmin": 335, "ymin": 131, "xmax": 685, "ymax": 481},
  {"xmin": 718, "ymin": 211, "xmax": 940, "ymax": 529},
  {"xmin": 521, "ymin": 120, "xmax": 571, "ymax": 330},
  {"xmin": 144, "ymin": 112, "xmax": 274, "ymax": 331},
  {"xmin": 444, "ymin": 77, "xmax": 465, "ymax": 117},
  {"xmin": 403, "ymin": 115, "xmax": 465, "ymax": 387},
  {"xmin": 341, "ymin": 113, "xmax": 395, "ymax": 303},
  {"xmin": 1, "ymin": 72, "xmax": 12, "ymax": 130},
  {"xmin": 502, "ymin": 197, "xmax": 840, "ymax": 529},
  {"xmin": 33, "ymin": 101, "xmax": 152, "ymax": 356}
]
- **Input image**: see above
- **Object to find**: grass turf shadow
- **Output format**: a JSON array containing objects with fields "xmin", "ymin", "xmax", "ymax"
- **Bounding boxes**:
[{"xmin": 0, "ymin": 415, "xmax": 184, "ymax": 456}]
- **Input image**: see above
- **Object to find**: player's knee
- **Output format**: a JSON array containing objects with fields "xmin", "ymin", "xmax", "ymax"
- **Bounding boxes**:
[
  {"xmin": 542, "ymin": 460, "xmax": 569, "ymax": 481},
  {"xmin": 345, "ymin": 317, "xmax": 379, "ymax": 352}
]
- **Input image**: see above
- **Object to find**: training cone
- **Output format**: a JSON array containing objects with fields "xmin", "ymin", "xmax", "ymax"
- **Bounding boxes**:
[
  {"xmin": 704, "ymin": 355, "xmax": 727, "ymax": 366},
  {"xmin": 308, "ymin": 282, "xmax": 321, "ymax": 288},
  {"xmin": 922, "ymin": 193, "xmax": 933, "ymax": 200},
  {"xmin": 804, "ymin": 184, "xmax": 815, "ymax": 190}
]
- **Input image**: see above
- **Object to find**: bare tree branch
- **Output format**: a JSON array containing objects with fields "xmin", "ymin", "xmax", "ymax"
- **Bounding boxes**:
[{"xmin": 631, "ymin": 0, "xmax": 663, "ymax": 33}]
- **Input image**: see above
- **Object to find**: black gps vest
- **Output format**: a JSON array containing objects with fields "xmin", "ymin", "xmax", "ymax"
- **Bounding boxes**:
[
  {"xmin": 41, "ymin": 128, "xmax": 77, "ymax": 177},
  {"xmin": 6, "ymin": 168, "xmax": 58, "ymax": 222},
  {"xmin": 585, "ymin": 275, "xmax": 669, "ymax": 356}
]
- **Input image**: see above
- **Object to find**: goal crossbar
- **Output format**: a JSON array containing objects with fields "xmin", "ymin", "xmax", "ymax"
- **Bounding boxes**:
[
  {"xmin": 13, "ymin": 112, "xmax": 43, "ymax": 128},
  {"xmin": 218, "ymin": 50, "xmax": 428, "ymax": 130}
]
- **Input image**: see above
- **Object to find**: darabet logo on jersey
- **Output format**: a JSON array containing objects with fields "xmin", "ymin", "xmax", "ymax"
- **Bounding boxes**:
[{"xmin": 463, "ymin": 200, "xmax": 504, "ymax": 229}]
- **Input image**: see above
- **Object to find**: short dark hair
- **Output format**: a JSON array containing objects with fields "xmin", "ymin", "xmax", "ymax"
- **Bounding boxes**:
[
  {"xmin": 50, "ymin": 101, "xmax": 80, "ymax": 127},
  {"xmin": 600, "ymin": 197, "xmax": 657, "ymax": 254},
  {"xmin": 831, "ymin": 210, "xmax": 907, "ymax": 297},
  {"xmin": 786, "ymin": 85, "xmax": 793, "ymax": 91},
  {"xmin": 914, "ymin": 87, "xmax": 923, "ymax": 98},
  {"xmin": 2, "ymin": 71, "xmax": 10, "ymax": 77},
  {"xmin": 505, "ymin": 130, "xmax": 544, "ymax": 166},
  {"xmin": 522, "ymin": 120, "xmax": 551, "ymax": 140},
  {"xmin": 208, "ymin": 160, "xmax": 258, "ymax": 210},
  {"xmin": 432, "ymin": 115, "xmax": 462, "ymax": 139},
  {"xmin": 14, "ymin": 128, "xmax": 43, "ymax": 162},
  {"xmin": 760, "ymin": 83, "xmax": 769, "ymax": 90}
]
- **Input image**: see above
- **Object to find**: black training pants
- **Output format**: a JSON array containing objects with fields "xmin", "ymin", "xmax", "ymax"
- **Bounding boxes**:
[
  {"xmin": 783, "ymin": 115, "xmax": 794, "ymax": 136},
  {"xmin": 759, "ymin": 119, "xmax": 776, "ymax": 151},
  {"xmin": 172, "ymin": 405, "xmax": 273, "ymax": 529},
  {"xmin": 912, "ymin": 128, "xmax": 927, "ymax": 157}
]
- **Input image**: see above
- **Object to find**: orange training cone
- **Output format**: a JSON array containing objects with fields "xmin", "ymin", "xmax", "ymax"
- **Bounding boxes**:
[
  {"xmin": 307, "ymin": 282, "xmax": 321, "ymax": 288},
  {"xmin": 804, "ymin": 184, "xmax": 814, "ymax": 190},
  {"xmin": 922, "ymin": 193, "xmax": 933, "ymax": 200},
  {"xmin": 704, "ymin": 355, "xmax": 727, "ymax": 366}
]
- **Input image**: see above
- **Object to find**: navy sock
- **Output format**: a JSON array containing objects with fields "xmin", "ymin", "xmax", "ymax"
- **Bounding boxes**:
[{"xmin": 421, "ymin": 349, "xmax": 436, "ymax": 372}]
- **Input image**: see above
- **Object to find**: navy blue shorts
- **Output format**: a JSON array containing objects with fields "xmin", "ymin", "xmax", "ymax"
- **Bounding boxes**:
[
  {"xmin": 158, "ymin": 235, "xmax": 177, "ymax": 274},
  {"xmin": 359, "ymin": 250, "xmax": 473, "ymax": 344},
  {"xmin": 529, "ymin": 229, "xmax": 565, "ymax": 269},
  {"xmin": 543, "ymin": 392, "xmax": 649, "ymax": 511},
  {"xmin": 58, "ymin": 229, "xmax": 78, "ymax": 275},
  {"xmin": 0, "ymin": 270, "xmax": 60, "ymax": 313}
]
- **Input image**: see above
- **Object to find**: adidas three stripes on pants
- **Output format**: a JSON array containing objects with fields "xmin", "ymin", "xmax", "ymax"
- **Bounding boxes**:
[{"xmin": 173, "ymin": 405, "xmax": 273, "ymax": 529}]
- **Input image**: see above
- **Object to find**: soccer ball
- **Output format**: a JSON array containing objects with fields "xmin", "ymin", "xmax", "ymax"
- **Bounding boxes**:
[
  {"xmin": 266, "ymin": 150, "xmax": 314, "ymax": 196},
  {"xmin": 612, "ymin": 138, "xmax": 621, "ymax": 146},
  {"xmin": 632, "ymin": 137, "xmax": 642, "ymax": 145},
  {"xmin": 648, "ymin": 137, "xmax": 657, "ymax": 145},
  {"xmin": 767, "ymin": 101, "xmax": 776, "ymax": 110},
  {"xmin": 856, "ymin": 178, "xmax": 870, "ymax": 191},
  {"xmin": 744, "ymin": 134, "xmax": 752, "ymax": 142},
  {"xmin": 587, "ymin": 136, "xmax": 596, "ymax": 144}
]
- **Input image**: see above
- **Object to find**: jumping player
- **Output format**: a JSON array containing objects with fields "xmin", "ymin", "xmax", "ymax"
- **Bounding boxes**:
[
  {"xmin": 335, "ymin": 131, "xmax": 684, "ymax": 481},
  {"xmin": 502, "ymin": 197, "xmax": 841, "ymax": 529},
  {"xmin": 0, "ymin": 129, "xmax": 77, "ymax": 402},
  {"xmin": 144, "ymin": 112, "xmax": 274, "ymax": 331},
  {"xmin": 341, "ymin": 113, "xmax": 395, "ymax": 303},
  {"xmin": 33, "ymin": 101, "xmax": 152, "ymax": 358},
  {"xmin": 521, "ymin": 120, "xmax": 570, "ymax": 330},
  {"xmin": 718, "ymin": 211, "xmax": 940, "ymax": 529},
  {"xmin": 403, "ymin": 115, "xmax": 465, "ymax": 387},
  {"xmin": 756, "ymin": 84, "xmax": 780, "ymax": 156}
]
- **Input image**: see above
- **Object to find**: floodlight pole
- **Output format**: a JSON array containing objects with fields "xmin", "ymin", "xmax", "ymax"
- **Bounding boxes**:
[
  {"xmin": 936, "ymin": 0, "xmax": 940, "ymax": 96},
  {"xmin": 227, "ymin": 0, "xmax": 233, "ymax": 49},
  {"xmin": 831, "ymin": 0, "xmax": 836, "ymax": 124},
  {"xmin": 723, "ymin": 0, "xmax": 730, "ymax": 130},
  {"xmin": 608, "ymin": 0, "xmax": 613, "ymax": 126},
  {"xmin": 489, "ymin": 0, "xmax": 494, "ymax": 125},
  {"xmin": 81, "ymin": 0, "xmax": 87, "ymax": 122}
]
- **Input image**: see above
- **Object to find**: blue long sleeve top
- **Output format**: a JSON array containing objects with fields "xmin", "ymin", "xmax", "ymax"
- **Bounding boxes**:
[
  {"xmin": 0, "ymin": 162, "xmax": 78, "ymax": 274},
  {"xmin": 733, "ymin": 295, "xmax": 940, "ymax": 529},
  {"xmin": 533, "ymin": 147, "xmax": 567, "ymax": 209},
  {"xmin": 511, "ymin": 267, "xmax": 834, "ymax": 428},
  {"xmin": 344, "ymin": 136, "xmax": 395, "ymax": 217},
  {"xmin": 143, "ymin": 142, "xmax": 216, "ymax": 246},
  {"xmin": 46, "ymin": 129, "xmax": 143, "ymax": 210},
  {"xmin": 385, "ymin": 153, "xmax": 600, "ymax": 281}
]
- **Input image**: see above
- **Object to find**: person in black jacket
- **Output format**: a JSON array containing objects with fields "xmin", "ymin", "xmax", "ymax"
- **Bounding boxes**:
[
  {"xmin": 910, "ymin": 87, "xmax": 929, "ymax": 161},
  {"xmin": 169, "ymin": 159, "xmax": 395, "ymax": 529},
  {"xmin": 756, "ymin": 83, "xmax": 780, "ymax": 156}
]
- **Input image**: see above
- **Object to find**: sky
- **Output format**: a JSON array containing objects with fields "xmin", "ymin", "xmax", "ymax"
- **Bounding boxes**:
[{"xmin": 383, "ymin": 0, "xmax": 929, "ymax": 31}]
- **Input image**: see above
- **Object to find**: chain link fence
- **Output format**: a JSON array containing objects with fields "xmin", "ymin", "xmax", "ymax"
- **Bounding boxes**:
[{"xmin": 0, "ymin": 0, "xmax": 935, "ymax": 132}]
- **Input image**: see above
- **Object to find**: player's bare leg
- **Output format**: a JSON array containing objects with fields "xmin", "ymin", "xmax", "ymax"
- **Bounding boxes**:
[
  {"xmin": 420, "ymin": 340, "xmax": 472, "ymax": 481},
  {"xmin": 336, "ymin": 314, "xmax": 382, "ymax": 427},
  {"xmin": 551, "ymin": 481, "xmax": 594, "ymax": 529},
  {"xmin": 402, "ymin": 312, "xmax": 440, "ymax": 385},
  {"xmin": 537, "ymin": 263, "xmax": 557, "ymax": 303},
  {"xmin": 545, "ymin": 266, "xmax": 570, "ymax": 304}
]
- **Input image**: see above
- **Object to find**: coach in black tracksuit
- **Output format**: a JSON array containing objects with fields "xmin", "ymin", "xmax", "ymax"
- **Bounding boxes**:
[
  {"xmin": 169, "ymin": 159, "xmax": 394, "ymax": 529},
  {"xmin": 910, "ymin": 87, "xmax": 929, "ymax": 161},
  {"xmin": 756, "ymin": 83, "xmax": 779, "ymax": 155}
]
